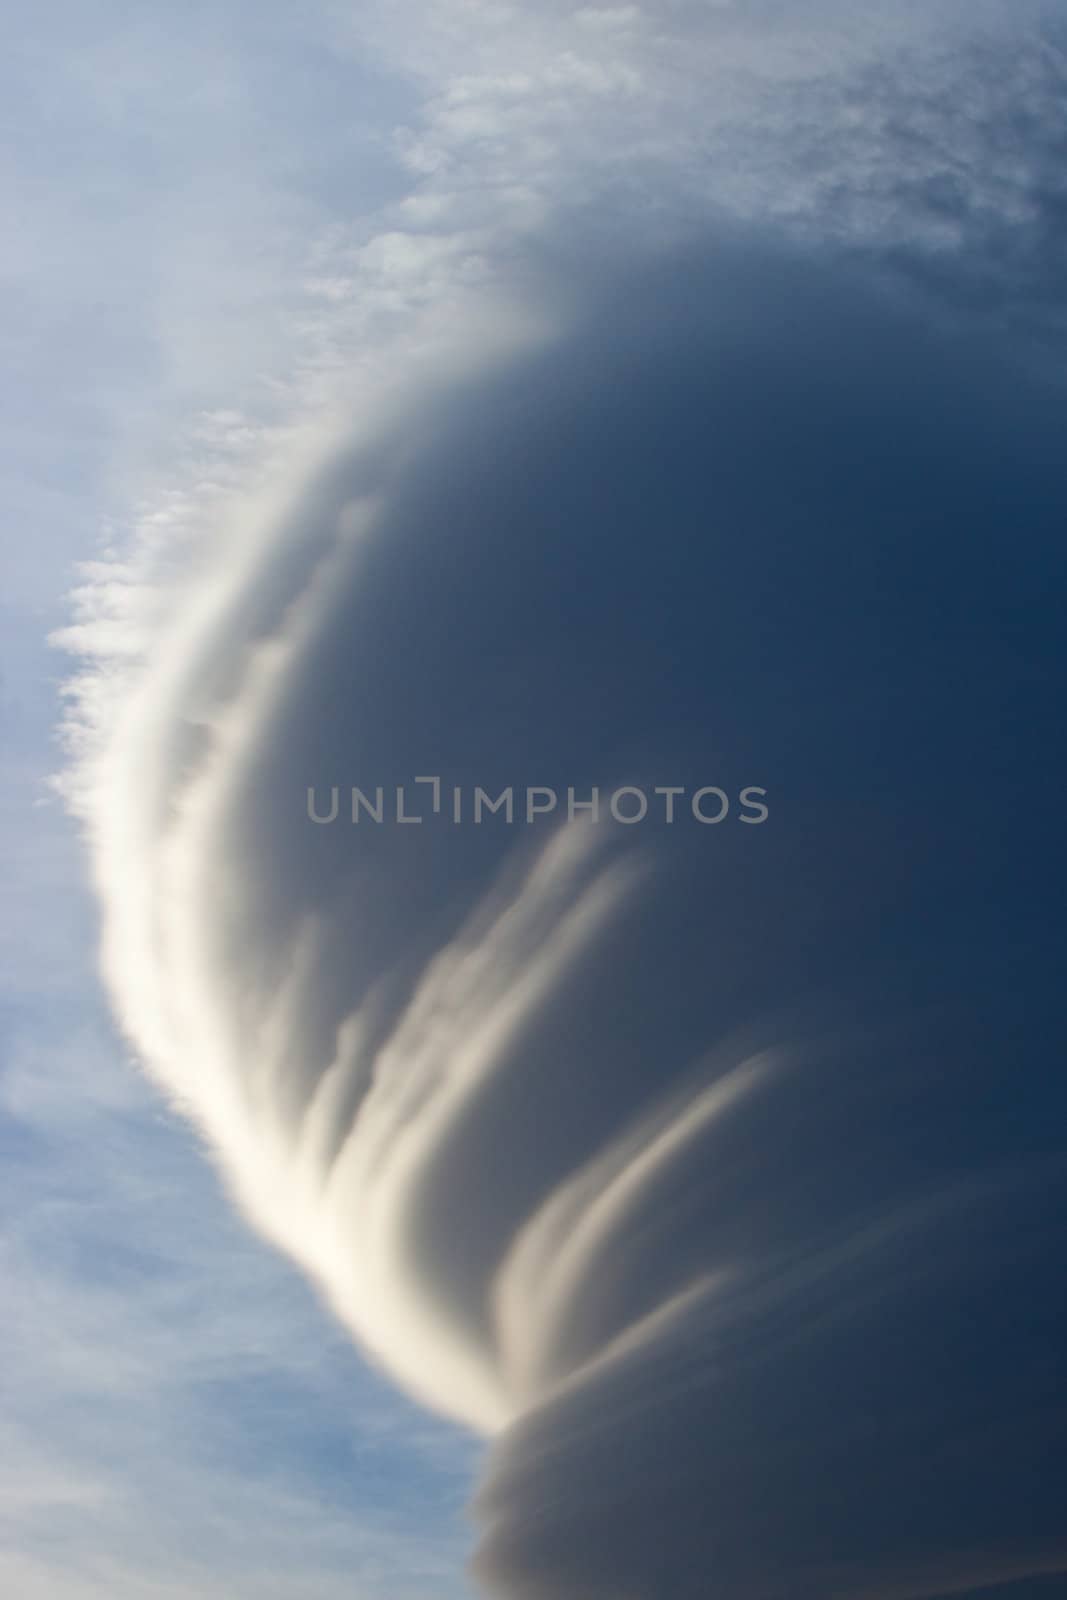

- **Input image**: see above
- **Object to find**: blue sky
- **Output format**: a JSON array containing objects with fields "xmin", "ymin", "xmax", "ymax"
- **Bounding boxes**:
[{"xmin": 3, "ymin": 4, "xmax": 1066, "ymax": 1598}]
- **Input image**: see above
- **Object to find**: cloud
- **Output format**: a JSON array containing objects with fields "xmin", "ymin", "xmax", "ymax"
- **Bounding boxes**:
[{"xmin": 56, "ymin": 4, "xmax": 1067, "ymax": 1599}]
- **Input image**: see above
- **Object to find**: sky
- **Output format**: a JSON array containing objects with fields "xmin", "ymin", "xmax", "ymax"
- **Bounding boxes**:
[{"xmin": 2, "ymin": 3, "xmax": 1066, "ymax": 1598}]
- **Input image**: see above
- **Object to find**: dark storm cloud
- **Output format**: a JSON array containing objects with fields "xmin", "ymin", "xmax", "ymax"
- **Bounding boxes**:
[
  {"xmin": 74, "ymin": 228, "xmax": 1067, "ymax": 1597},
  {"xmin": 55, "ymin": 2, "xmax": 1067, "ymax": 1593}
]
